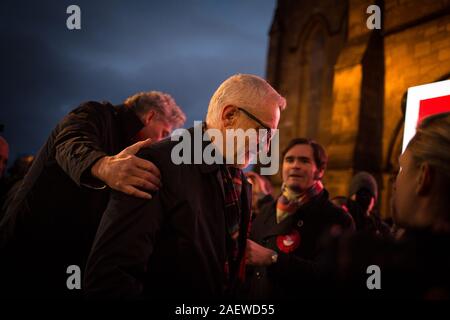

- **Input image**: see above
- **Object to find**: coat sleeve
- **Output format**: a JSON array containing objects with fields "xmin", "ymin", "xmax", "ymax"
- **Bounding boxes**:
[
  {"xmin": 54, "ymin": 102, "xmax": 109, "ymax": 189},
  {"xmin": 83, "ymin": 188, "xmax": 165, "ymax": 299},
  {"xmin": 268, "ymin": 251, "xmax": 320, "ymax": 286}
]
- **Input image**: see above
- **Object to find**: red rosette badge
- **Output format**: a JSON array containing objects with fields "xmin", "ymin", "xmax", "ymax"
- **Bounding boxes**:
[{"xmin": 276, "ymin": 229, "xmax": 301, "ymax": 253}]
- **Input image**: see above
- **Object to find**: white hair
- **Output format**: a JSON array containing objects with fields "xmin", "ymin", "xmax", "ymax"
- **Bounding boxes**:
[{"xmin": 206, "ymin": 74, "xmax": 286, "ymax": 126}]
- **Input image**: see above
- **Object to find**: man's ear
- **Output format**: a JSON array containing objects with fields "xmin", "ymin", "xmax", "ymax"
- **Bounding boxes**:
[
  {"xmin": 314, "ymin": 168, "xmax": 325, "ymax": 181},
  {"xmin": 221, "ymin": 105, "xmax": 238, "ymax": 128},
  {"xmin": 143, "ymin": 110, "xmax": 155, "ymax": 125},
  {"xmin": 416, "ymin": 162, "xmax": 432, "ymax": 196},
  {"xmin": 368, "ymin": 196, "xmax": 376, "ymax": 213}
]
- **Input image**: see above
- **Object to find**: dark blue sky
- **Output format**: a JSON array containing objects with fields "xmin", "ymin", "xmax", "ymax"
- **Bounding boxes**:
[{"xmin": 1, "ymin": 0, "xmax": 276, "ymax": 161}]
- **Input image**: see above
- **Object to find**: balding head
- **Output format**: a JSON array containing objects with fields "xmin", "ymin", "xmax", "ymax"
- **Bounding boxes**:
[
  {"xmin": 205, "ymin": 74, "xmax": 286, "ymax": 168},
  {"xmin": 206, "ymin": 74, "xmax": 286, "ymax": 128}
]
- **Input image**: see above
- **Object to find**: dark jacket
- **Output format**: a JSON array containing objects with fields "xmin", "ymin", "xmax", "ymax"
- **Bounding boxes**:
[
  {"xmin": 84, "ymin": 127, "xmax": 252, "ymax": 300},
  {"xmin": 346, "ymin": 199, "xmax": 391, "ymax": 237},
  {"xmin": 243, "ymin": 189, "xmax": 354, "ymax": 299},
  {"xmin": 334, "ymin": 228, "xmax": 450, "ymax": 299},
  {"xmin": 0, "ymin": 101, "xmax": 143, "ymax": 298}
]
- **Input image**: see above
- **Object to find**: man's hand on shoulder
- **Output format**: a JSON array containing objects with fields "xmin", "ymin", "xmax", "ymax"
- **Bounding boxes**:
[{"xmin": 91, "ymin": 138, "xmax": 161, "ymax": 199}]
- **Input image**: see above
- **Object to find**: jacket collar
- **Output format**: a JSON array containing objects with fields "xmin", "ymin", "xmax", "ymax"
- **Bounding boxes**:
[
  {"xmin": 262, "ymin": 189, "xmax": 329, "ymax": 238},
  {"xmin": 181, "ymin": 125, "xmax": 221, "ymax": 174},
  {"xmin": 180, "ymin": 125, "xmax": 252, "ymax": 201}
]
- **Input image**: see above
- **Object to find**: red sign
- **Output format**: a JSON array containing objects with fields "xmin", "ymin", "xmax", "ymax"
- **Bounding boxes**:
[
  {"xmin": 403, "ymin": 80, "xmax": 450, "ymax": 152},
  {"xmin": 418, "ymin": 94, "xmax": 450, "ymax": 122}
]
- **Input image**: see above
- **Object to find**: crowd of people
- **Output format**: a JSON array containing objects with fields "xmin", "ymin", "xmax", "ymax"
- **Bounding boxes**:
[{"xmin": 0, "ymin": 73, "xmax": 449, "ymax": 300}]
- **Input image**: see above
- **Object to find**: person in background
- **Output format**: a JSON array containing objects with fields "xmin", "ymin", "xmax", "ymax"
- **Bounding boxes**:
[
  {"xmin": 0, "ymin": 136, "xmax": 8, "ymax": 180},
  {"xmin": 347, "ymin": 171, "xmax": 391, "ymax": 237},
  {"xmin": 330, "ymin": 195, "xmax": 350, "ymax": 214},
  {"xmin": 391, "ymin": 112, "xmax": 450, "ymax": 298},
  {"xmin": 244, "ymin": 138, "xmax": 354, "ymax": 299},
  {"xmin": 336, "ymin": 112, "xmax": 450, "ymax": 299},
  {"xmin": 0, "ymin": 136, "xmax": 9, "ymax": 217},
  {"xmin": 0, "ymin": 154, "xmax": 34, "ymax": 218},
  {"xmin": 0, "ymin": 91, "xmax": 185, "ymax": 298},
  {"xmin": 245, "ymin": 171, "xmax": 274, "ymax": 219}
]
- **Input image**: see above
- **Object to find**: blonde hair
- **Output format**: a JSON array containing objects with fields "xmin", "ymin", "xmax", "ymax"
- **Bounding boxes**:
[
  {"xmin": 124, "ymin": 91, "xmax": 186, "ymax": 128},
  {"xmin": 206, "ymin": 74, "xmax": 286, "ymax": 126},
  {"xmin": 408, "ymin": 112, "xmax": 450, "ymax": 180}
]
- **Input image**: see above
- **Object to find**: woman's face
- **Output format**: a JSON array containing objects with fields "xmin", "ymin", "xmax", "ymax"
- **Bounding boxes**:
[{"xmin": 394, "ymin": 148, "xmax": 420, "ymax": 227}]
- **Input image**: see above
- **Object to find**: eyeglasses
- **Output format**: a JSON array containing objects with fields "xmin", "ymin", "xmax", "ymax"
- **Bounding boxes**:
[{"xmin": 237, "ymin": 107, "xmax": 273, "ymax": 148}]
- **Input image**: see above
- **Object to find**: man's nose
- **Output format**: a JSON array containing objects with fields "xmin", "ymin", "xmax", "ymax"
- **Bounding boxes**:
[{"xmin": 291, "ymin": 159, "xmax": 302, "ymax": 168}]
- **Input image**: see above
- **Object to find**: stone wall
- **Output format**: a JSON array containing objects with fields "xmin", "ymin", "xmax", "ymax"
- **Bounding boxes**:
[{"xmin": 266, "ymin": 0, "xmax": 450, "ymax": 217}]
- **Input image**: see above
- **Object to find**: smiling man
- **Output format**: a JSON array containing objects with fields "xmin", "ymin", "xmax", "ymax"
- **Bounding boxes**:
[{"xmin": 244, "ymin": 138, "xmax": 354, "ymax": 299}]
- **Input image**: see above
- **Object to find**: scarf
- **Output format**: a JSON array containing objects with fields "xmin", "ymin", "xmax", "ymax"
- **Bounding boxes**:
[
  {"xmin": 220, "ymin": 165, "xmax": 245, "ymax": 287},
  {"xmin": 276, "ymin": 180, "xmax": 324, "ymax": 223}
]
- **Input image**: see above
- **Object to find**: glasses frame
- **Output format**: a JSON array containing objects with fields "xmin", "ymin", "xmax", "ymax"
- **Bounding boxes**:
[{"xmin": 237, "ymin": 107, "xmax": 273, "ymax": 148}]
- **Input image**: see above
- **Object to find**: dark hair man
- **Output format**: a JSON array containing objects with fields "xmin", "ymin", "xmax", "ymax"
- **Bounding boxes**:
[{"xmin": 244, "ymin": 138, "xmax": 354, "ymax": 299}]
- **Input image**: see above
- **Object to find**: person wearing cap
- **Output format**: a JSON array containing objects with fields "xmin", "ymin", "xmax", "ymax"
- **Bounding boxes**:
[
  {"xmin": 243, "ymin": 138, "xmax": 355, "ymax": 299},
  {"xmin": 347, "ymin": 171, "xmax": 391, "ymax": 237}
]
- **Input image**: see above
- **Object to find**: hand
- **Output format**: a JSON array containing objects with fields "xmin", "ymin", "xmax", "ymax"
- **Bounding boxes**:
[
  {"xmin": 91, "ymin": 138, "xmax": 161, "ymax": 199},
  {"xmin": 246, "ymin": 239, "xmax": 276, "ymax": 266}
]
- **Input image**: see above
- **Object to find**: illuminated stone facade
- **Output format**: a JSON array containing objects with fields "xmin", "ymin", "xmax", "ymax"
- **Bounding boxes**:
[{"xmin": 266, "ymin": 0, "xmax": 450, "ymax": 217}]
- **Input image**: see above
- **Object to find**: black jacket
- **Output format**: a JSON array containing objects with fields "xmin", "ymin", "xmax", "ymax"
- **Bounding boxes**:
[
  {"xmin": 0, "ymin": 101, "xmax": 143, "ymax": 298},
  {"xmin": 334, "ymin": 228, "xmax": 450, "ymax": 299},
  {"xmin": 84, "ymin": 127, "xmax": 252, "ymax": 300},
  {"xmin": 243, "ymin": 189, "xmax": 354, "ymax": 299},
  {"xmin": 346, "ymin": 199, "xmax": 391, "ymax": 237}
]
